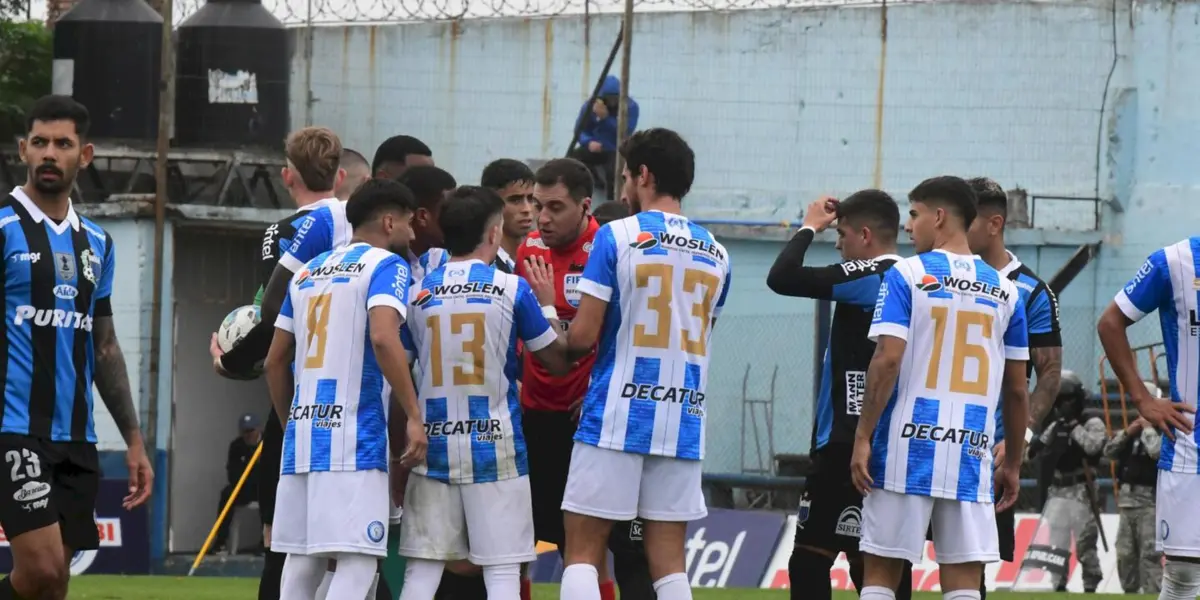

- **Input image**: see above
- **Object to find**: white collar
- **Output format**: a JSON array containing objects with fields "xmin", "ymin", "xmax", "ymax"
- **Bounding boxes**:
[
  {"xmin": 998, "ymin": 249, "xmax": 1022, "ymax": 277},
  {"xmin": 10, "ymin": 187, "xmax": 80, "ymax": 235}
]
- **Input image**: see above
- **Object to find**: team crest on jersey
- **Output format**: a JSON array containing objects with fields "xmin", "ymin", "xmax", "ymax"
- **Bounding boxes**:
[
  {"xmin": 80, "ymin": 248, "xmax": 99, "ymax": 283},
  {"xmin": 582, "ymin": 242, "xmax": 593, "ymax": 253},
  {"xmin": 413, "ymin": 289, "xmax": 434, "ymax": 307},
  {"xmin": 835, "ymin": 507, "xmax": 862, "ymax": 538},
  {"xmin": 366, "ymin": 520, "xmax": 385, "ymax": 544},
  {"xmin": 796, "ymin": 493, "xmax": 811, "ymax": 529},
  {"xmin": 915, "ymin": 274, "xmax": 943, "ymax": 293},
  {"xmin": 952, "ymin": 258, "xmax": 973, "ymax": 271},
  {"xmin": 54, "ymin": 253, "xmax": 75, "ymax": 282}
]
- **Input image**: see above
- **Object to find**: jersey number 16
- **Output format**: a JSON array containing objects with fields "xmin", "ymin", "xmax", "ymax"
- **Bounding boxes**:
[{"xmin": 926, "ymin": 306, "xmax": 993, "ymax": 396}]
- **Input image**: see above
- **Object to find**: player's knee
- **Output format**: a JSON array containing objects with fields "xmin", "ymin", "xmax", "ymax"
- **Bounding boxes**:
[
  {"xmin": 445, "ymin": 559, "xmax": 481, "ymax": 576},
  {"xmin": 788, "ymin": 546, "xmax": 835, "ymax": 585},
  {"xmin": 16, "ymin": 555, "xmax": 68, "ymax": 598},
  {"xmin": 1159, "ymin": 558, "xmax": 1200, "ymax": 600}
]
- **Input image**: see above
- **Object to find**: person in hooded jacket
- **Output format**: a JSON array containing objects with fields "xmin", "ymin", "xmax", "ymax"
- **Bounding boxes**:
[{"xmin": 569, "ymin": 75, "xmax": 639, "ymax": 191}]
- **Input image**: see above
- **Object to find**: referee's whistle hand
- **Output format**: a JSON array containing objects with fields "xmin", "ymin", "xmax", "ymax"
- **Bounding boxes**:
[{"xmin": 850, "ymin": 438, "xmax": 873, "ymax": 496}]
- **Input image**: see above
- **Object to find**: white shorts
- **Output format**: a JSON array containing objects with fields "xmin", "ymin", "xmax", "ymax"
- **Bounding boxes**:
[
  {"xmin": 271, "ymin": 470, "xmax": 391, "ymax": 557},
  {"xmin": 561, "ymin": 441, "xmax": 706, "ymax": 522},
  {"xmin": 860, "ymin": 488, "xmax": 998, "ymax": 564},
  {"xmin": 1157, "ymin": 470, "xmax": 1200, "ymax": 557},
  {"xmin": 396, "ymin": 473, "xmax": 535, "ymax": 566}
]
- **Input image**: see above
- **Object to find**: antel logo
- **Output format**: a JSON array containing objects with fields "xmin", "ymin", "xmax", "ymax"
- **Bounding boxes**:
[{"xmin": 684, "ymin": 526, "xmax": 746, "ymax": 587}]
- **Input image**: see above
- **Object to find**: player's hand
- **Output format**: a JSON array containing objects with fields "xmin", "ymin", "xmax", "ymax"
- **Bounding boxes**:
[
  {"xmin": 992, "ymin": 443, "xmax": 1006, "ymax": 470},
  {"xmin": 124, "ymin": 442, "xmax": 154, "ymax": 510},
  {"xmin": 994, "ymin": 463, "xmax": 1020, "ymax": 513},
  {"xmin": 524, "ymin": 256, "xmax": 557, "ymax": 308},
  {"xmin": 801, "ymin": 197, "xmax": 839, "ymax": 233},
  {"xmin": 1135, "ymin": 393, "xmax": 1195, "ymax": 440},
  {"xmin": 850, "ymin": 437, "xmax": 873, "ymax": 495},
  {"xmin": 401, "ymin": 418, "xmax": 428, "ymax": 468},
  {"xmin": 209, "ymin": 333, "xmax": 256, "ymax": 381}
]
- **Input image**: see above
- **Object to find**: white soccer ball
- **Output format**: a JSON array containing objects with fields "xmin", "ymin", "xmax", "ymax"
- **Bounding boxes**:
[{"xmin": 217, "ymin": 305, "xmax": 262, "ymax": 353}]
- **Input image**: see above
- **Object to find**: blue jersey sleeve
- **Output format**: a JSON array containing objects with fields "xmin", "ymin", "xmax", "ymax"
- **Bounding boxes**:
[
  {"xmin": 367, "ymin": 254, "xmax": 411, "ymax": 321},
  {"xmin": 714, "ymin": 260, "xmax": 733, "ymax": 319},
  {"xmin": 96, "ymin": 235, "xmax": 115, "ymax": 301},
  {"xmin": 577, "ymin": 224, "xmax": 618, "ymax": 302},
  {"xmin": 279, "ymin": 209, "xmax": 332, "ymax": 273},
  {"xmin": 400, "ymin": 322, "xmax": 416, "ymax": 355},
  {"xmin": 868, "ymin": 266, "xmax": 912, "ymax": 341},
  {"xmin": 515, "ymin": 278, "xmax": 557, "ymax": 352},
  {"xmin": 1004, "ymin": 296, "xmax": 1030, "ymax": 360},
  {"xmin": 1026, "ymin": 286, "xmax": 1063, "ymax": 348},
  {"xmin": 276, "ymin": 286, "xmax": 295, "ymax": 333},
  {"xmin": 1115, "ymin": 249, "xmax": 1169, "ymax": 322}
]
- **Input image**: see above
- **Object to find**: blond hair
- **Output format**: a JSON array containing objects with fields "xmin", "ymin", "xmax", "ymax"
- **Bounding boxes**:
[{"xmin": 285, "ymin": 127, "xmax": 343, "ymax": 192}]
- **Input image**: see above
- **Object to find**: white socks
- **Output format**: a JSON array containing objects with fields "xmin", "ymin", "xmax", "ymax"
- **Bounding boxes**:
[
  {"xmin": 652, "ymin": 573, "xmax": 692, "ymax": 600},
  {"xmin": 279, "ymin": 554, "xmax": 326, "ymax": 599},
  {"xmin": 481, "ymin": 563, "xmax": 522, "ymax": 600},
  {"xmin": 328, "ymin": 554, "xmax": 379, "ymax": 600},
  {"xmin": 398, "ymin": 558, "xmax": 446, "ymax": 600},
  {"xmin": 859, "ymin": 586, "xmax": 896, "ymax": 600},
  {"xmin": 943, "ymin": 591, "xmax": 980, "ymax": 600},
  {"xmin": 559, "ymin": 564, "xmax": 600, "ymax": 600},
  {"xmin": 314, "ymin": 570, "xmax": 334, "ymax": 600},
  {"xmin": 366, "ymin": 573, "xmax": 380, "ymax": 599}
]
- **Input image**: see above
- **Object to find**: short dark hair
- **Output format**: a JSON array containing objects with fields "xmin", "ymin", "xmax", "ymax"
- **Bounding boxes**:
[
  {"xmin": 534, "ymin": 158, "xmax": 593, "ymax": 202},
  {"xmin": 371, "ymin": 135, "xmax": 432, "ymax": 175},
  {"xmin": 967, "ymin": 177, "xmax": 1007, "ymax": 217},
  {"xmin": 908, "ymin": 176, "xmax": 977, "ymax": 229},
  {"xmin": 396, "ymin": 165, "xmax": 457, "ymax": 211},
  {"xmin": 26, "ymin": 95, "xmax": 91, "ymax": 139},
  {"xmin": 836, "ymin": 190, "xmax": 900, "ymax": 242},
  {"xmin": 481, "ymin": 159, "xmax": 534, "ymax": 190},
  {"xmin": 619, "ymin": 128, "xmax": 695, "ymax": 200},
  {"xmin": 345, "ymin": 178, "xmax": 418, "ymax": 229},
  {"xmin": 341, "ymin": 148, "xmax": 369, "ymax": 171},
  {"xmin": 591, "ymin": 201, "xmax": 630, "ymax": 226},
  {"xmin": 440, "ymin": 186, "xmax": 504, "ymax": 256}
]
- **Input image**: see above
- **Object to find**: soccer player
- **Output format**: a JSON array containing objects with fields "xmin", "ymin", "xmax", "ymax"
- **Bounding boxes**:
[
  {"xmin": 766, "ymin": 193, "xmax": 913, "ymax": 600},
  {"xmin": 481, "ymin": 159, "xmax": 536, "ymax": 272},
  {"xmin": 372, "ymin": 135, "xmax": 435, "ymax": 179},
  {"xmin": 0, "ymin": 95, "xmax": 153, "ymax": 600},
  {"xmin": 396, "ymin": 166, "xmax": 457, "ymax": 282},
  {"xmin": 396, "ymin": 186, "xmax": 573, "ymax": 600},
  {"xmin": 964, "ymin": 177, "xmax": 1063, "ymax": 600},
  {"xmin": 557, "ymin": 128, "xmax": 732, "ymax": 600},
  {"xmin": 1097, "ymin": 235, "xmax": 1198, "ymax": 600},
  {"xmin": 263, "ymin": 178, "xmax": 428, "ymax": 600},
  {"xmin": 850, "ymin": 176, "xmax": 1029, "ymax": 600},
  {"xmin": 337, "ymin": 148, "xmax": 373, "ymax": 200}
]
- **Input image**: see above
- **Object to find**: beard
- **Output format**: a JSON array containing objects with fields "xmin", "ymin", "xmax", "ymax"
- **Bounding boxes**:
[{"xmin": 31, "ymin": 164, "xmax": 72, "ymax": 194}]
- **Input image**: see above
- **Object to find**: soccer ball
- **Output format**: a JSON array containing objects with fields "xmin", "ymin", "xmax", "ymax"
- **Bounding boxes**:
[{"xmin": 217, "ymin": 305, "xmax": 261, "ymax": 353}]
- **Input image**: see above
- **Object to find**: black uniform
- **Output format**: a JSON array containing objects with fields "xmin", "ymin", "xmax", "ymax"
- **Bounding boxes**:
[{"xmin": 766, "ymin": 228, "xmax": 911, "ymax": 598}]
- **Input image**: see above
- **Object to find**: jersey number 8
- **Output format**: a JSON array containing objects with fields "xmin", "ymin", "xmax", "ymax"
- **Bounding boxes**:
[
  {"xmin": 305, "ymin": 294, "xmax": 333, "ymax": 369},
  {"xmin": 427, "ymin": 313, "xmax": 486, "ymax": 387},
  {"xmin": 926, "ymin": 306, "xmax": 993, "ymax": 396},
  {"xmin": 632, "ymin": 264, "xmax": 720, "ymax": 357}
]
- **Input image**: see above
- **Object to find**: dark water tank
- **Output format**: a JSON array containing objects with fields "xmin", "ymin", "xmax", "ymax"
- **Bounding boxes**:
[
  {"xmin": 52, "ymin": 0, "xmax": 163, "ymax": 142},
  {"xmin": 175, "ymin": 0, "xmax": 290, "ymax": 150}
]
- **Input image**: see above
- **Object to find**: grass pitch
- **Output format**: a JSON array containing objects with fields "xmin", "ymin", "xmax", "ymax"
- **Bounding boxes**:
[{"xmin": 64, "ymin": 575, "xmax": 1157, "ymax": 599}]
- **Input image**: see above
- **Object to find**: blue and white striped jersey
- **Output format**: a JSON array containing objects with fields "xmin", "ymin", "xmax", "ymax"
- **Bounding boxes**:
[
  {"xmin": 402, "ymin": 260, "xmax": 557, "ymax": 484},
  {"xmin": 278, "ymin": 198, "xmax": 351, "ymax": 273},
  {"xmin": 275, "ymin": 242, "xmax": 412, "ymax": 475},
  {"xmin": 416, "ymin": 247, "xmax": 514, "ymax": 282},
  {"xmin": 1113, "ymin": 237, "xmax": 1200, "ymax": 473},
  {"xmin": 868, "ymin": 251, "xmax": 1028, "ymax": 502},
  {"xmin": 0, "ymin": 188, "xmax": 115, "ymax": 442},
  {"xmin": 574, "ymin": 211, "xmax": 732, "ymax": 460}
]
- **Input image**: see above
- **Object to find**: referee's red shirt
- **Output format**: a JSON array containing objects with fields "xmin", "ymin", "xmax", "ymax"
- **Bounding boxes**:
[{"xmin": 516, "ymin": 217, "xmax": 600, "ymax": 412}]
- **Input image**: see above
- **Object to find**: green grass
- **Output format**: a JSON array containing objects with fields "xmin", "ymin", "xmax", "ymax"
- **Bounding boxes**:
[{"xmin": 64, "ymin": 575, "xmax": 1161, "ymax": 599}]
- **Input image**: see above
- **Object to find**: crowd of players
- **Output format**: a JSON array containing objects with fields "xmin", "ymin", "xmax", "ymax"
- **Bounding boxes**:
[{"xmin": 2, "ymin": 92, "xmax": 1199, "ymax": 600}]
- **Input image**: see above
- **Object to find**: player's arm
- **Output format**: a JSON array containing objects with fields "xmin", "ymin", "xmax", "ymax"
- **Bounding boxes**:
[
  {"xmin": 219, "ymin": 213, "xmax": 331, "ymax": 378},
  {"xmin": 854, "ymin": 266, "xmax": 912, "ymax": 445},
  {"xmin": 565, "ymin": 224, "xmax": 619, "ymax": 362},
  {"xmin": 1000, "ymin": 298, "xmax": 1031, "ymax": 470},
  {"xmin": 1097, "ymin": 250, "xmax": 1194, "ymax": 435},
  {"xmin": 1026, "ymin": 285, "xmax": 1063, "ymax": 430},
  {"xmin": 264, "ymin": 289, "xmax": 298, "ymax": 426},
  {"xmin": 91, "ymin": 236, "xmax": 154, "ymax": 508},
  {"xmin": 367, "ymin": 256, "xmax": 427, "ymax": 466},
  {"xmin": 766, "ymin": 227, "xmax": 887, "ymax": 306},
  {"xmin": 513, "ymin": 275, "xmax": 573, "ymax": 375}
]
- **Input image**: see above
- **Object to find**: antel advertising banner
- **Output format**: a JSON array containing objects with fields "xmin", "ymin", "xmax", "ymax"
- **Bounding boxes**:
[
  {"xmin": 0, "ymin": 479, "xmax": 150, "ymax": 575},
  {"xmin": 531, "ymin": 508, "xmax": 787, "ymax": 587},
  {"xmin": 761, "ymin": 513, "xmax": 1124, "ymax": 593}
]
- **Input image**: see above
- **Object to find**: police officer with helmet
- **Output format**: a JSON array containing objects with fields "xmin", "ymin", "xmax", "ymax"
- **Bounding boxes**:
[
  {"xmin": 1103, "ymin": 381, "xmax": 1163, "ymax": 594},
  {"xmin": 1027, "ymin": 370, "xmax": 1107, "ymax": 593}
]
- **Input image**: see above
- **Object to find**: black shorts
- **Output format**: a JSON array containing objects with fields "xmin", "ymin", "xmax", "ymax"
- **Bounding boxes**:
[
  {"xmin": 608, "ymin": 518, "xmax": 646, "ymax": 556},
  {"xmin": 0, "ymin": 434, "xmax": 100, "ymax": 550},
  {"xmin": 793, "ymin": 446, "xmax": 862, "ymax": 555},
  {"xmin": 258, "ymin": 409, "xmax": 283, "ymax": 526},
  {"xmin": 523, "ymin": 409, "xmax": 576, "ymax": 545}
]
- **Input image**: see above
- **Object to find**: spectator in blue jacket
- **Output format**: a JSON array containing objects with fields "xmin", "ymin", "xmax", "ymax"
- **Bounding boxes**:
[{"xmin": 570, "ymin": 75, "xmax": 638, "ymax": 190}]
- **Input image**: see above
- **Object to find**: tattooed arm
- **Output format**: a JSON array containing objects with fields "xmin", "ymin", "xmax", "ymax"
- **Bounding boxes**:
[
  {"xmin": 93, "ymin": 316, "xmax": 142, "ymax": 444},
  {"xmin": 1028, "ymin": 346, "xmax": 1063, "ymax": 429}
]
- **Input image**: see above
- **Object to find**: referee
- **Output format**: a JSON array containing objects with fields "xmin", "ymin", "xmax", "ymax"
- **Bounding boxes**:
[
  {"xmin": 0, "ymin": 95, "xmax": 153, "ymax": 599},
  {"xmin": 964, "ymin": 177, "xmax": 1062, "ymax": 599},
  {"xmin": 766, "ymin": 192, "xmax": 912, "ymax": 600}
]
